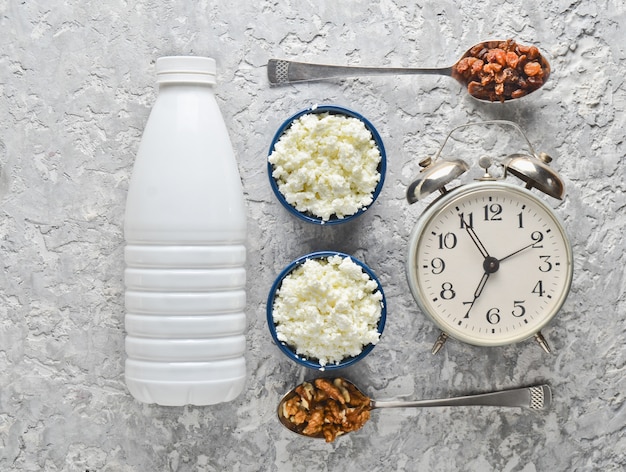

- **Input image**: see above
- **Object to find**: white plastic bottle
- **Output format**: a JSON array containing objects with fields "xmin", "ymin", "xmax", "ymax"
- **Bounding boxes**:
[{"xmin": 124, "ymin": 56, "xmax": 247, "ymax": 406}]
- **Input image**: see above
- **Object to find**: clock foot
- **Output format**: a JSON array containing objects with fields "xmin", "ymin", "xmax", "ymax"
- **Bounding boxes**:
[
  {"xmin": 431, "ymin": 332, "xmax": 449, "ymax": 355},
  {"xmin": 534, "ymin": 332, "xmax": 552, "ymax": 354}
]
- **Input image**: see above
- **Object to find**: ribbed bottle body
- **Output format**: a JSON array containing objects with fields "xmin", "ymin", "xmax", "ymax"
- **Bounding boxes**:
[{"xmin": 123, "ymin": 57, "xmax": 246, "ymax": 406}]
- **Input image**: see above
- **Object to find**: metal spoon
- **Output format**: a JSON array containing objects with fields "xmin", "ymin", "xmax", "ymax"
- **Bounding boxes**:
[
  {"xmin": 278, "ymin": 378, "xmax": 551, "ymax": 441},
  {"xmin": 268, "ymin": 39, "xmax": 550, "ymax": 102}
]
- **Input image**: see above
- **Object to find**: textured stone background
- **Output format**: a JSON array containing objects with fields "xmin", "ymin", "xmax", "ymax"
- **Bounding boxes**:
[{"xmin": 1, "ymin": 0, "xmax": 624, "ymax": 471}]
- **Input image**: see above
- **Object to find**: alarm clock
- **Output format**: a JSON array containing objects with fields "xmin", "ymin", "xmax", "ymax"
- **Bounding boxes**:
[{"xmin": 406, "ymin": 120, "xmax": 573, "ymax": 354}]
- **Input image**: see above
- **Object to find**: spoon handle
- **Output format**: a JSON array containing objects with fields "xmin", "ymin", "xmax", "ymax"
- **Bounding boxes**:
[
  {"xmin": 372, "ymin": 385, "xmax": 551, "ymax": 411},
  {"xmin": 268, "ymin": 59, "xmax": 453, "ymax": 85}
]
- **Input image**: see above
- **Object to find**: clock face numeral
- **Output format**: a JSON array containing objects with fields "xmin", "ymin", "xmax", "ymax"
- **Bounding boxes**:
[
  {"xmin": 430, "ymin": 257, "xmax": 446, "ymax": 274},
  {"xmin": 409, "ymin": 184, "xmax": 573, "ymax": 346},
  {"xmin": 437, "ymin": 232, "xmax": 457, "ymax": 249},
  {"xmin": 440, "ymin": 282, "xmax": 456, "ymax": 300},
  {"xmin": 486, "ymin": 307, "xmax": 501, "ymax": 325},
  {"xmin": 459, "ymin": 212, "xmax": 474, "ymax": 228},
  {"xmin": 483, "ymin": 203, "xmax": 503, "ymax": 221},
  {"xmin": 531, "ymin": 231, "xmax": 544, "ymax": 248},
  {"xmin": 532, "ymin": 280, "xmax": 545, "ymax": 297},
  {"xmin": 512, "ymin": 300, "xmax": 526, "ymax": 317},
  {"xmin": 538, "ymin": 256, "xmax": 552, "ymax": 272}
]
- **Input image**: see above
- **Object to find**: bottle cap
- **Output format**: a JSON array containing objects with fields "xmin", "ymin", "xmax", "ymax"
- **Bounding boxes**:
[{"xmin": 156, "ymin": 56, "xmax": 217, "ymax": 84}]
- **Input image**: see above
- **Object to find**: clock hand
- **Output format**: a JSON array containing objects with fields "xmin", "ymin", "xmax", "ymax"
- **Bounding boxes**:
[
  {"xmin": 463, "ymin": 255, "xmax": 500, "ymax": 318},
  {"xmin": 461, "ymin": 219, "xmax": 490, "ymax": 259},
  {"xmin": 464, "ymin": 271, "xmax": 490, "ymax": 318},
  {"xmin": 499, "ymin": 241, "xmax": 536, "ymax": 263}
]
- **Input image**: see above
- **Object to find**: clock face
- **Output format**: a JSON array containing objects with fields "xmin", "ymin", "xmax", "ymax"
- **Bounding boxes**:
[{"xmin": 407, "ymin": 181, "xmax": 573, "ymax": 347}]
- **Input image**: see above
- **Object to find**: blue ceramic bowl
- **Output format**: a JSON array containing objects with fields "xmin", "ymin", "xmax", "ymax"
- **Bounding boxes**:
[
  {"xmin": 267, "ymin": 105, "xmax": 387, "ymax": 225},
  {"xmin": 267, "ymin": 251, "xmax": 387, "ymax": 370}
]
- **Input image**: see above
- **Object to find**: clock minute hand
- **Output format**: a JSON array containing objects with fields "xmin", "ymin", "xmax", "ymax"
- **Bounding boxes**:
[{"xmin": 499, "ymin": 241, "xmax": 536, "ymax": 263}]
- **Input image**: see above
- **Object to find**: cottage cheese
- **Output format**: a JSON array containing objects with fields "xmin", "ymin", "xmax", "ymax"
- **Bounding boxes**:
[
  {"xmin": 269, "ymin": 112, "xmax": 382, "ymax": 221},
  {"xmin": 272, "ymin": 255, "xmax": 383, "ymax": 367}
]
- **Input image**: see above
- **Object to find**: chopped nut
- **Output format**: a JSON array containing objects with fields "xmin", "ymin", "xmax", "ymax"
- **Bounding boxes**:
[
  {"xmin": 295, "ymin": 382, "xmax": 314, "ymax": 409},
  {"xmin": 292, "ymin": 409, "xmax": 308, "ymax": 425},
  {"xmin": 343, "ymin": 380, "xmax": 371, "ymax": 407},
  {"xmin": 302, "ymin": 408, "xmax": 325, "ymax": 436},
  {"xmin": 334, "ymin": 378, "xmax": 351, "ymax": 403},
  {"xmin": 323, "ymin": 425, "xmax": 342, "ymax": 442},
  {"xmin": 326, "ymin": 399, "xmax": 344, "ymax": 423},
  {"xmin": 283, "ymin": 396, "xmax": 301, "ymax": 417},
  {"xmin": 281, "ymin": 378, "xmax": 373, "ymax": 442},
  {"xmin": 314, "ymin": 378, "xmax": 346, "ymax": 405},
  {"xmin": 344, "ymin": 407, "xmax": 371, "ymax": 432}
]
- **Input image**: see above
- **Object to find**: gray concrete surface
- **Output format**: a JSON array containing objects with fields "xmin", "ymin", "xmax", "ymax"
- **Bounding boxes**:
[{"xmin": 1, "ymin": 0, "xmax": 624, "ymax": 470}]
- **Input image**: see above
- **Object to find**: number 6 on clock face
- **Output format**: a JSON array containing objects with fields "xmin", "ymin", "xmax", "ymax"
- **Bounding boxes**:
[{"xmin": 406, "ymin": 181, "xmax": 573, "ymax": 349}]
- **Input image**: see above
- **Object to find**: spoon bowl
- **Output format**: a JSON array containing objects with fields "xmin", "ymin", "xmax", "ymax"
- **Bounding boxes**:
[
  {"xmin": 277, "ymin": 377, "xmax": 552, "ymax": 442},
  {"xmin": 268, "ymin": 39, "xmax": 550, "ymax": 102}
]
